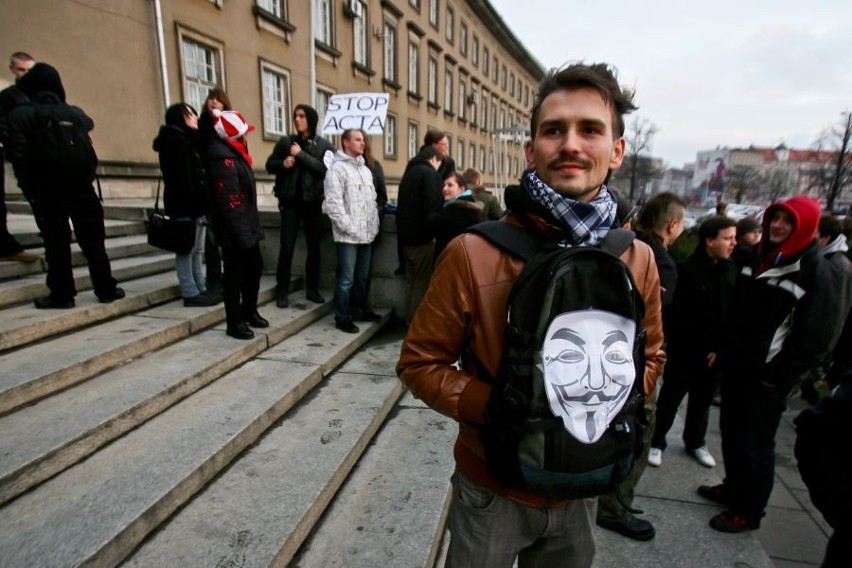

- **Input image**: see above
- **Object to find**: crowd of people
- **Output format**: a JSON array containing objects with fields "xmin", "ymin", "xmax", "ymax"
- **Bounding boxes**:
[{"xmin": 2, "ymin": 52, "xmax": 850, "ymax": 567}]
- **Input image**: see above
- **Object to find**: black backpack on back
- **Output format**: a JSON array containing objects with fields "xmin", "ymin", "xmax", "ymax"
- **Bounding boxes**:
[
  {"xmin": 469, "ymin": 221, "xmax": 647, "ymax": 507},
  {"xmin": 32, "ymin": 102, "xmax": 98, "ymax": 183}
]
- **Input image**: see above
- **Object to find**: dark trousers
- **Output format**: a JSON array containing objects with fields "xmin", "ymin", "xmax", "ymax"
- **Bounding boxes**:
[
  {"xmin": 652, "ymin": 357, "xmax": 720, "ymax": 451},
  {"xmin": 205, "ymin": 229, "xmax": 222, "ymax": 291},
  {"xmin": 36, "ymin": 182, "xmax": 116, "ymax": 300},
  {"xmin": 333, "ymin": 242, "xmax": 372, "ymax": 322},
  {"xmin": 0, "ymin": 159, "xmax": 25, "ymax": 256},
  {"xmin": 719, "ymin": 372, "xmax": 789, "ymax": 518},
  {"xmin": 221, "ymin": 243, "xmax": 263, "ymax": 326},
  {"xmin": 277, "ymin": 200, "xmax": 323, "ymax": 296}
]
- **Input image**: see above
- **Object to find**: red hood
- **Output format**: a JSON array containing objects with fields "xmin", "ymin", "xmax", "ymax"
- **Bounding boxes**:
[{"xmin": 758, "ymin": 195, "xmax": 820, "ymax": 271}]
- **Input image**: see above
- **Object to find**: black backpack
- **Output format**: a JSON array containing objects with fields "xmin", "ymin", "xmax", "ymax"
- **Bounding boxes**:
[
  {"xmin": 469, "ymin": 221, "xmax": 647, "ymax": 508},
  {"xmin": 32, "ymin": 102, "xmax": 98, "ymax": 183}
]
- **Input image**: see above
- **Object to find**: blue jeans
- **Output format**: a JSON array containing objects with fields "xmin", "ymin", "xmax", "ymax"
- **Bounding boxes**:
[
  {"xmin": 333, "ymin": 242, "xmax": 372, "ymax": 322},
  {"xmin": 175, "ymin": 217, "xmax": 207, "ymax": 298}
]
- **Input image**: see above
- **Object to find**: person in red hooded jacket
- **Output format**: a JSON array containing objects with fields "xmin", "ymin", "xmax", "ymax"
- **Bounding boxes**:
[{"xmin": 699, "ymin": 195, "xmax": 841, "ymax": 533}]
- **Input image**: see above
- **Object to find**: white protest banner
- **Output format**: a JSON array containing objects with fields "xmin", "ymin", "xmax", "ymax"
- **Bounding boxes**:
[{"xmin": 320, "ymin": 92, "xmax": 389, "ymax": 135}]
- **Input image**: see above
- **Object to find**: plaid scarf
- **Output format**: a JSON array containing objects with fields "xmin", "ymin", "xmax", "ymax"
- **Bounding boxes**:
[{"xmin": 522, "ymin": 170, "xmax": 616, "ymax": 246}]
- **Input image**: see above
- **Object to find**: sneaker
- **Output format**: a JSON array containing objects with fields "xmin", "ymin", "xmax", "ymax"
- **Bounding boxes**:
[
  {"xmin": 276, "ymin": 295, "xmax": 290, "ymax": 308},
  {"xmin": 647, "ymin": 448, "xmax": 663, "ymax": 467},
  {"xmin": 596, "ymin": 516, "xmax": 656, "ymax": 541},
  {"xmin": 244, "ymin": 311, "xmax": 270, "ymax": 328},
  {"xmin": 709, "ymin": 510, "xmax": 760, "ymax": 533},
  {"xmin": 697, "ymin": 484, "xmax": 729, "ymax": 505},
  {"xmin": 34, "ymin": 295, "xmax": 75, "ymax": 309},
  {"xmin": 98, "ymin": 287, "xmax": 126, "ymax": 303},
  {"xmin": 184, "ymin": 293, "xmax": 220, "ymax": 307},
  {"xmin": 335, "ymin": 319, "xmax": 359, "ymax": 334},
  {"xmin": 305, "ymin": 290, "xmax": 325, "ymax": 304},
  {"xmin": 1, "ymin": 250, "xmax": 40, "ymax": 262},
  {"xmin": 354, "ymin": 310, "xmax": 382, "ymax": 322},
  {"xmin": 226, "ymin": 322, "xmax": 255, "ymax": 340},
  {"xmin": 691, "ymin": 446, "xmax": 716, "ymax": 468}
]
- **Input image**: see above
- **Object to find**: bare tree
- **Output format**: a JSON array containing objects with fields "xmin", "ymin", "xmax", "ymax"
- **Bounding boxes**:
[
  {"xmin": 724, "ymin": 164, "xmax": 763, "ymax": 204},
  {"xmin": 808, "ymin": 111, "xmax": 852, "ymax": 211},
  {"xmin": 624, "ymin": 117, "xmax": 659, "ymax": 201}
]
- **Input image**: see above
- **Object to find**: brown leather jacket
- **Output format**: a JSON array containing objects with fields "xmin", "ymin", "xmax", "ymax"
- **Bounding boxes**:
[{"xmin": 397, "ymin": 191, "xmax": 666, "ymax": 508}]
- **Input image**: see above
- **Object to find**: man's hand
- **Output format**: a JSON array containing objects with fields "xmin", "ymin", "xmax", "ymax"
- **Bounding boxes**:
[
  {"xmin": 289, "ymin": 143, "xmax": 301, "ymax": 157},
  {"xmin": 283, "ymin": 156, "xmax": 296, "ymax": 168},
  {"xmin": 706, "ymin": 352, "xmax": 717, "ymax": 367}
]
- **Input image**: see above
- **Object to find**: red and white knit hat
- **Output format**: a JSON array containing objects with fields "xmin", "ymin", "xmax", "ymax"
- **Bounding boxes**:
[{"xmin": 212, "ymin": 109, "xmax": 255, "ymax": 140}]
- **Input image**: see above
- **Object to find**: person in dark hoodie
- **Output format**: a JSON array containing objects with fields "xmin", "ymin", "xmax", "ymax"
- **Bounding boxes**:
[
  {"xmin": 265, "ymin": 104, "xmax": 334, "ymax": 308},
  {"xmin": 395, "ymin": 145, "xmax": 442, "ymax": 324},
  {"xmin": 428, "ymin": 172, "xmax": 485, "ymax": 259},
  {"xmin": 153, "ymin": 103, "xmax": 219, "ymax": 307},
  {"xmin": 206, "ymin": 109, "xmax": 266, "ymax": 340},
  {"xmin": 701, "ymin": 195, "xmax": 841, "ymax": 533},
  {"xmin": 6, "ymin": 62, "xmax": 123, "ymax": 308}
]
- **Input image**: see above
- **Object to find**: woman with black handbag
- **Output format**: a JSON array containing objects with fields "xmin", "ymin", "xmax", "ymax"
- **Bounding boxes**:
[{"xmin": 153, "ymin": 103, "xmax": 220, "ymax": 306}]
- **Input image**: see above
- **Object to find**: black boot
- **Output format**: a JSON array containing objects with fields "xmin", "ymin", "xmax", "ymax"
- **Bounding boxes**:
[
  {"xmin": 244, "ymin": 311, "xmax": 269, "ymax": 328},
  {"xmin": 226, "ymin": 321, "xmax": 255, "ymax": 340}
]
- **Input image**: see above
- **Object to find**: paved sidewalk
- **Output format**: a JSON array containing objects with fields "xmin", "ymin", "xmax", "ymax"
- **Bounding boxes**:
[{"xmin": 593, "ymin": 397, "xmax": 829, "ymax": 567}]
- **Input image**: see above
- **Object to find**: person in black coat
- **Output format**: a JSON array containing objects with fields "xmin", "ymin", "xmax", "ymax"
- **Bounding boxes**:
[
  {"xmin": 395, "ymin": 146, "xmax": 443, "ymax": 324},
  {"xmin": 428, "ymin": 172, "xmax": 485, "ymax": 260},
  {"xmin": 153, "ymin": 103, "xmax": 219, "ymax": 306},
  {"xmin": 206, "ymin": 109, "xmax": 266, "ymax": 340}
]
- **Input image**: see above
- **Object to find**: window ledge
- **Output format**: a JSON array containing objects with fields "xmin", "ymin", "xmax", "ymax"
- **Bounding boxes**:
[
  {"xmin": 427, "ymin": 101, "xmax": 441, "ymax": 111},
  {"xmin": 315, "ymin": 40, "xmax": 342, "ymax": 59},
  {"xmin": 444, "ymin": 110, "xmax": 456, "ymax": 119},
  {"xmin": 407, "ymin": 90, "xmax": 424, "ymax": 102},
  {"xmin": 352, "ymin": 62, "xmax": 377, "ymax": 77},
  {"xmin": 383, "ymin": 78, "xmax": 402, "ymax": 91},
  {"xmin": 252, "ymin": 6, "xmax": 296, "ymax": 33}
]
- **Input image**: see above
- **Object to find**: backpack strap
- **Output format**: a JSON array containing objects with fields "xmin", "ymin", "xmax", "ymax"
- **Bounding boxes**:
[
  {"xmin": 468, "ymin": 220, "xmax": 544, "ymax": 262},
  {"xmin": 599, "ymin": 228, "xmax": 635, "ymax": 258}
]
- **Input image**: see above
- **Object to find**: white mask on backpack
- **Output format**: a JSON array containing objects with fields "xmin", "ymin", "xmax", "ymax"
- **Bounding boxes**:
[{"xmin": 541, "ymin": 310, "xmax": 636, "ymax": 444}]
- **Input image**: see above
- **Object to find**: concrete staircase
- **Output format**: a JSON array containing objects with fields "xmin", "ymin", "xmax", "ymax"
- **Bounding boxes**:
[{"xmin": 0, "ymin": 203, "xmax": 456, "ymax": 567}]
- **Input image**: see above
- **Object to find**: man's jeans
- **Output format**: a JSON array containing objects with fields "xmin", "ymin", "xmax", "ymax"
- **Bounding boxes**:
[
  {"xmin": 445, "ymin": 471, "xmax": 596, "ymax": 568},
  {"xmin": 333, "ymin": 242, "xmax": 372, "ymax": 322}
]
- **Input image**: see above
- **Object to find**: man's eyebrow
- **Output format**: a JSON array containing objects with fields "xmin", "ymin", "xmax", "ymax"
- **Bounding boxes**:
[
  {"xmin": 602, "ymin": 330, "xmax": 628, "ymax": 349},
  {"xmin": 550, "ymin": 328, "xmax": 585, "ymax": 347}
]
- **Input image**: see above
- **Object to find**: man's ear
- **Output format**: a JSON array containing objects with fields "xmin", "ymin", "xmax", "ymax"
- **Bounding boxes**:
[{"xmin": 609, "ymin": 137, "xmax": 626, "ymax": 169}]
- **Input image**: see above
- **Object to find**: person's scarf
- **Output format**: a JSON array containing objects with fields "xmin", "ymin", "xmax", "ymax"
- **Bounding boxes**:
[
  {"xmin": 522, "ymin": 169, "xmax": 616, "ymax": 246},
  {"xmin": 443, "ymin": 188, "xmax": 474, "ymax": 208},
  {"xmin": 225, "ymin": 137, "xmax": 253, "ymax": 166}
]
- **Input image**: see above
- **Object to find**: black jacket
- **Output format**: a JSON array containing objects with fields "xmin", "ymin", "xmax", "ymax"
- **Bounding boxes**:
[
  {"xmin": 153, "ymin": 125, "xmax": 208, "ymax": 219},
  {"xmin": 205, "ymin": 138, "xmax": 263, "ymax": 250},
  {"xmin": 428, "ymin": 194, "xmax": 486, "ymax": 259},
  {"xmin": 265, "ymin": 134, "xmax": 333, "ymax": 203},
  {"xmin": 396, "ymin": 157, "xmax": 443, "ymax": 246},
  {"xmin": 638, "ymin": 233, "xmax": 677, "ymax": 336}
]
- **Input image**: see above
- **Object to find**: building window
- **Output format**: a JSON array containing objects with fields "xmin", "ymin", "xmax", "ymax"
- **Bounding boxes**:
[
  {"xmin": 488, "ymin": 148, "xmax": 494, "ymax": 174},
  {"xmin": 458, "ymin": 79, "xmax": 466, "ymax": 120},
  {"xmin": 408, "ymin": 120, "xmax": 419, "ymax": 161},
  {"xmin": 353, "ymin": 1, "xmax": 368, "ymax": 66},
  {"xmin": 257, "ymin": 0, "xmax": 283, "ymax": 18},
  {"xmin": 385, "ymin": 113, "xmax": 397, "ymax": 159},
  {"xmin": 409, "ymin": 0, "xmax": 420, "ymax": 8},
  {"xmin": 492, "ymin": 55, "xmax": 498, "ymax": 82},
  {"xmin": 181, "ymin": 35, "xmax": 222, "ymax": 116},
  {"xmin": 316, "ymin": 87, "xmax": 337, "ymax": 147},
  {"xmin": 460, "ymin": 22, "xmax": 468, "ymax": 56},
  {"xmin": 472, "ymin": 36, "xmax": 479, "ymax": 67},
  {"xmin": 509, "ymin": 71, "xmax": 515, "ymax": 97},
  {"xmin": 501, "ymin": 64, "xmax": 507, "ymax": 90},
  {"xmin": 316, "ymin": 0, "xmax": 334, "ymax": 46},
  {"xmin": 491, "ymin": 96, "xmax": 498, "ymax": 131},
  {"xmin": 469, "ymin": 144, "xmax": 476, "ymax": 171},
  {"xmin": 479, "ymin": 145, "xmax": 485, "ymax": 171},
  {"xmin": 428, "ymin": 0, "xmax": 439, "ymax": 27},
  {"xmin": 261, "ymin": 63, "xmax": 290, "ymax": 137},
  {"xmin": 408, "ymin": 40, "xmax": 420, "ymax": 94},
  {"xmin": 469, "ymin": 87, "xmax": 477, "ymax": 125},
  {"xmin": 446, "ymin": 5, "xmax": 454, "ymax": 43},
  {"xmin": 481, "ymin": 93, "xmax": 488, "ymax": 128},
  {"xmin": 444, "ymin": 67, "xmax": 453, "ymax": 112},
  {"xmin": 524, "ymin": 85, "xmax": 530, "ymax": 108},
  {"xmin": 482, "ymin": 46, "xmax": 489, "ymax": 76},
  {"xmin": 383, "ymin": 22, "xmax": 397, "ymax": 83},
  {"xmin": 428, "ymin": 57, "xmax": 438, "ymax": 105},
  {"xmin": 456, "ymin": 139, "xmax": 464, "ymax": 169}
]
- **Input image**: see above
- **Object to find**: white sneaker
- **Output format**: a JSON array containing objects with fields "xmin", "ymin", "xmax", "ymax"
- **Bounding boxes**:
[
  {"xmin": 692, "ymin": 446, "xmax": 716, "ymax": 468},
  {"xmin": 647, "ymin": 447, "xmax": 663, "ymax": 467}
]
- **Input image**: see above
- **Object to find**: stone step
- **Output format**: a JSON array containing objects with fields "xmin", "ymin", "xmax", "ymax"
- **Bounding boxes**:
[
  {"xmin": 0, "ymin": 250, "xmax": 175, "ymax": 309},
  {"xmin": 293, "ymin": 391, "xmax": 456, "ymax": 567},
  {"xmin": 8, "ymin": 215, "xmax": 147, "ymax": 248},
  {"xmin": 0, "ymin": 295, "xmax": 332, "ymax": 506},
  {"xmin": 0, "ymin": 234, "xmax": 157, "ymax": 280},
  {"xmin": 0, "ymin": 312, "xmax": 391, "ymax": 568},
  {"xmin": 124, "ymin": 327, "xmax": 403, "ymax": 567},
  {"xmin": 0, "ymin": 271, "xmax": 182, "ymax": 353}
]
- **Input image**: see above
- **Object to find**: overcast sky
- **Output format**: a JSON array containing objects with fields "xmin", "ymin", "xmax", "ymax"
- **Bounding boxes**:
[{"xmin": 487, "ymin": 0, "xmax": 852, "ymax": 169}]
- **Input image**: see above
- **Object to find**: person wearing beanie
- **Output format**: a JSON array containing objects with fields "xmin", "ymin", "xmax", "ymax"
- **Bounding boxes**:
[
  {"xmin": 6, "ymin": 62, "xmax": 124, "ymax": 308},
  {"xmin": 732, "ymin": 216, "xmax": 761, "ymax": 271},
  {"xmin": 265, "ymin": 103, "xmax": 334, "ymax": 308},
  {"xmin": 205, "ymin": 109, "xmax": 266, "ymax": 340},
  {"xmin": 701, "ymin": 195, "xmax": 841, "ymax": 533}
]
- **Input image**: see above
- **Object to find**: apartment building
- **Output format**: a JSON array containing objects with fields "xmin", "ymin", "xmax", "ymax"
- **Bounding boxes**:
[{"xmin": 1, "ymin": 0, "xmax": 545, "ymax": 198}]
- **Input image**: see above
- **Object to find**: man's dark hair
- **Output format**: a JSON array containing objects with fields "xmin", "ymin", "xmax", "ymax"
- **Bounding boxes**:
[
  {"xmin": 10, "ymin": 51, "xmax": 34, "ymax": 63},
  {"xmin": 819, "ymin": 214, "xmax": 843, "ymax": 241},
  {"xmin": 635, "ymin": 191, "xmax": 686, "ymax": 244},
  {"xmin": 716, "ymin": 201, "xmax": 729, "ymax": 215},
  {"xmin": 415, "ymin": 145, "xmax": 442, "ymax": 163},
  {"xmin": 423, "ymin": 128, "xmax": 447, "ymax": 147},
  {"xmin": 530, "ymin": 62, "xmax": 637, "ymax": 139},
  {"xmin": 699, "ymin": 215, "xmax": 737, "ymax": 243}
]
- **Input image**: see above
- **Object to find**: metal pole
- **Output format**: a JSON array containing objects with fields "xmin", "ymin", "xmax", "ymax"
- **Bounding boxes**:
[{"xmin": 153, "ymin": 0, "xmax": 171, "ymax": 109}]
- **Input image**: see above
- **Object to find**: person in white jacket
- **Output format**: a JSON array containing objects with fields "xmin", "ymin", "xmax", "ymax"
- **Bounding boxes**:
[{"xmin": 323, "ymin": 128, "xmax": 381, "ymax": 333}]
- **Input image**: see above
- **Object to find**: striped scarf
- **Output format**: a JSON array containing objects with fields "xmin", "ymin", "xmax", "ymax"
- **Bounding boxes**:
[{"xmin": 522, "ymin": 169, "xmax": 616, "ymax": 246}]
